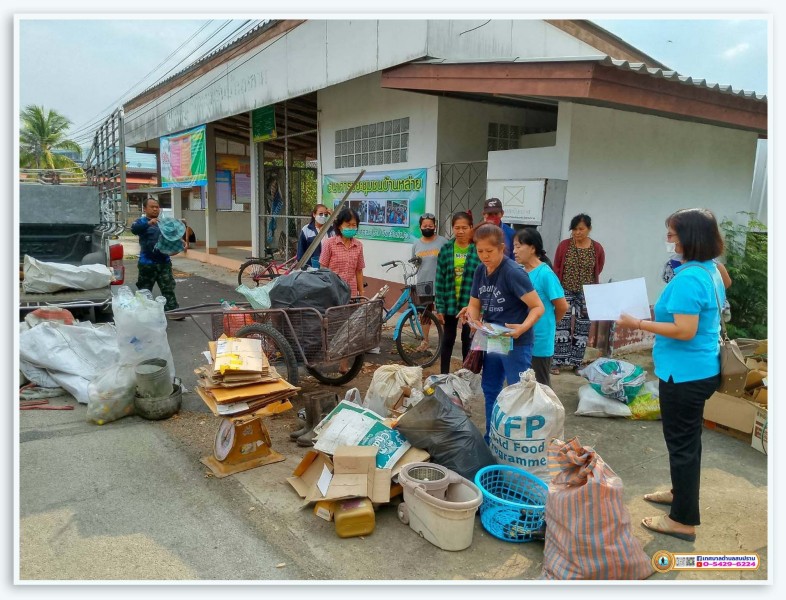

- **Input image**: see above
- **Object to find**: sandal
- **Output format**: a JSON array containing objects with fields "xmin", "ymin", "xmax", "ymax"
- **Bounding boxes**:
[
  {"xmin": 644, "ymin": 490, "xmax": 673, "ymax": 505},
  {"xmin": 641, "ymin": 515, "xmax": 696, "ymax": 542},
  {"xmin": 415, "ymin": 341, "xmax": 430, "ymax": 353},
  {"xmin": 550, "ymin": 367, "xmax": 560, "ymax": 376}
]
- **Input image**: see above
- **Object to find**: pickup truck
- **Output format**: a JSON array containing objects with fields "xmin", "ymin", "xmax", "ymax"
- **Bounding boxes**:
[{"xmin": 19, "ymin": 180, "xmax": 124, "ymax": 320}]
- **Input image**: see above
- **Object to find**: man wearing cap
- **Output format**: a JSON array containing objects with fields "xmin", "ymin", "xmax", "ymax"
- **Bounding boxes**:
[
  {"xmin": 131, "ymin": 197, "xmax": 180, "ymax": 313},
  {"xmin": 482, "ymin": 198, "xmax": 515, "ymax": 259}
]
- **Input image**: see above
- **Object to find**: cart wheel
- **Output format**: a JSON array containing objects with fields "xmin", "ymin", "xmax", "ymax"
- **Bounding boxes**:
[
  {"xmin": 235, "ymin": 323, "xmax": 299, "ymax": 385},
  {"xmin": 396, "ymin": 307, "xmax": 443, "ymax": 368},
  {"xmin": 305, "ymin": 354, "xmax": 364, "ymax": 386}
]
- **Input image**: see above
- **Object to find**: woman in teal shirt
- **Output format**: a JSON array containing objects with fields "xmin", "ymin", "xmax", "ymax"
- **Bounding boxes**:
[
  {"xmin": 617, "ymin": 208, "xmax": 725, "ymax": 543},
  {"xmin": 513, "ymin": 228, "xmax": 568, "ymax": 387}
]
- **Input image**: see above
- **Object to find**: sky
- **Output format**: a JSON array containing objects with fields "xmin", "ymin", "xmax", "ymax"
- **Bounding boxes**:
[{"xmin": 17, "ymin": 16, "xmax": 769, "ymax": 158}]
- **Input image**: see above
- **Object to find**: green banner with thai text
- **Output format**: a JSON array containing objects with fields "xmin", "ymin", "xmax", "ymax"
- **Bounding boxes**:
[{"xmin": 322, "ymin": 168, "xmax": 427, "ymax": 243}]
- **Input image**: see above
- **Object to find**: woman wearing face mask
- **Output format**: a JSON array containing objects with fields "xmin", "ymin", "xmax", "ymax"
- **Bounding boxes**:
[
  {"xmin": 459, "ymin": 224, "xmax": 545, "ymax": 442},
  {"xmin": 552, "ymin": 213, "xmax": 605, "ymax": 375},
  {"xmin": 616, "ymin": 208, "xmax": 725, "ymax": 543},
  {"xmin": 412, "ymin": 213, "xmax": 448, "ymax": 352},
  {"xmin": 513, "ymin": 228, "xmax": 568, "ymax": 388},
  {"xmin": 297, "ymin": 204, "xmax": 334, "ymax": 268},
  {"xmin": 434, "ymin": 212, "xmax": 480, "ymax": 374},
  {"xmin": 319, "ymin": 207, "xmax": 365, "ymax": 297}
]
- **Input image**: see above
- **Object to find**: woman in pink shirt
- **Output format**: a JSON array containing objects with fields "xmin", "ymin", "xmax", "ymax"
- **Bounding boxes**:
[{"xmin": 319, "ymin": 207, "xmax": 365, "ymax": 297}]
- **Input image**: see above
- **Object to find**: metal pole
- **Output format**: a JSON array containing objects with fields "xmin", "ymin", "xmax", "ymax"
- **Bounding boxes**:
[
  {"xmin": 293, "ymin": 169, "xmax": 366, "ymax": 271},
  {"xmin": 284, "ymin": 101, "xmax": 290, "ymax": 260}
]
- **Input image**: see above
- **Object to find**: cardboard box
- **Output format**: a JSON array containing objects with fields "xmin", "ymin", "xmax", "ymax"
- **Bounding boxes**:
[
  {"xmin": 287, "ymin": 447, "xmax": 391, "ymax": 505},
  {"xmin": 703, "ymin": 391, "xmax": 759, "ymax": 434},
  {"xmin": 313, "ymin": 500, "xmax": 335, "ymax": 522},
  {"xmin": 745, "ymin": 369, "xmax": 767, "ymax": 390},
  {"xmin": 751, "ymin": 406, "xmax": 768, "ymax": 455},
  {"xmin": 752, "ymin": 387, "xmax": 768, "ymax": 405},
  {"xmin": 213, "ymin": 337, "xmax": 269, "ymax": 375}
]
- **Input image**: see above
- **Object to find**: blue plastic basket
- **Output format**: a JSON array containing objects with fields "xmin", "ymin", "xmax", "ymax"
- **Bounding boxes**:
[{"xmin": 474, "ymin": 465, "xmax": 548, "ymax": 543}]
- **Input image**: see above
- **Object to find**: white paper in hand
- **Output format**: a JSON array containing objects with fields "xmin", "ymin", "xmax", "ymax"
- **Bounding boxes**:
[{"xmin": 583, "ymin": 278, "xmax": 651, "ymax": 321}]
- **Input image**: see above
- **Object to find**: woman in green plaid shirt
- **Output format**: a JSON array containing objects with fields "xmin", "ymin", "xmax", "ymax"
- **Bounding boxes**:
[{"xmin": 435, "ymin": 211, "xmax": 480, "ymax": 374}]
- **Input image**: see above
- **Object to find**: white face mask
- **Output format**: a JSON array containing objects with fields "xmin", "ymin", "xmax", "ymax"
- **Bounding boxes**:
[
  {"xmin": 315, "ymin": 214, "xmax": 328, "ymax": 225},
  {"xmin": 665, "ymin": 242, "xmax": 676, "ymax": 254}
]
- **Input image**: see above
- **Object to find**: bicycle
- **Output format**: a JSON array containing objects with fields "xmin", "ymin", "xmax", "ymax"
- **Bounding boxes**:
[
  {"xmin": 237, "ymin": 247, "xmax": 299, "ymax": 287},
  {"xmin": 379, "ymin": 258, "xmax": 444, "ymax": 368}
]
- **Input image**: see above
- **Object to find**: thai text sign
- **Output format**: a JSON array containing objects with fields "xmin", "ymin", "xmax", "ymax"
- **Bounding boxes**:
[
  {"xmin": 322, "ymin": 168, "xmax": 427, "ymax": 243},
  {"xmin": 161, "ymin": 125, "xmax": 207, "ymax": 188}
]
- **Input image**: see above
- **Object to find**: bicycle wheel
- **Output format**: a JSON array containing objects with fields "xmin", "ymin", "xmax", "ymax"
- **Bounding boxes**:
[
  {"xmin": 238, "ymin": 259, "xmax": 275, "ymax": 287},
  {"xmin": 305, "ymin": 354, "xmax": 364, "ymax": 386},
  {"xmin": 395, "ymin": 307, "xmax": 443, "ymax": 367},
  {"xmin": 235, "ymin": 323, "xmax": 299, "ymax": 385}
]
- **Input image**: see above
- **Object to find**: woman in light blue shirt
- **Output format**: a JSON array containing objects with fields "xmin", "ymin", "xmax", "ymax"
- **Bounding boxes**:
[
  {"xmin": 513, "ymin": 228, "xmax": 568, "ymax": 388},
  {"xmin": 617, "ymin": 208, "xmax": 725, "ymax": 543}
]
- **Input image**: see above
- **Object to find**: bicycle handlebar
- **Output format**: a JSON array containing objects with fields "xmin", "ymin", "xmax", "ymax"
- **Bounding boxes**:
[{"xmin": 381, "ymin": 260, "xmax": 396, "ymax": 267}]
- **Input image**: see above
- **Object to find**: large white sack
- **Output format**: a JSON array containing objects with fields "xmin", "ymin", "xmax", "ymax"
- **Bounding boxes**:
[
  {"xmin": 363, "ymin": 364, "xmax": 423, "ymax": 418},
  {"xmin": 489, "ymin": 369, "xmax": 565, "ymax": 482},
  {"xmin": 576, "ymin": 384, "xmax": 633, "ymax": 418},
  {"xmin": 19, "ymin": 322, "xmax": 119, "ymax": 404},
  {"xmin": 22, "ymin": 255, "xmax": 113, "ymax": 293},
  {"xmin": 112, "ymin": 288, "xmax": 176, "ymax": 381}
]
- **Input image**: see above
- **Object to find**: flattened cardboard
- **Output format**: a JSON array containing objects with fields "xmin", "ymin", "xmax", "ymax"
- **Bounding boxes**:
[
  {"xmin": 210, "ymin": 379, "xmax": 298, "ymax": 404},
  {"xmin": 704, "ymin": 391, "xmax": 758, "ymax": 434}
]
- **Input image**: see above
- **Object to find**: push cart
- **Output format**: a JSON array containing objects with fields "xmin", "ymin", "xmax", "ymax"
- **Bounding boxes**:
[{"xmin": 166, "ymin": 298, "xmax": 383, "ymax": 386}]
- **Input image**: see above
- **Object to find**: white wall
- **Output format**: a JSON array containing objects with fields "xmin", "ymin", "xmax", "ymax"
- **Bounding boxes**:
[
  {"xmin": 486, "ymin": 103, "xmax": 572, "ymax": 181},
  {"xmin": 436, "ymin": 96, "xmax": 530, "ymax": 164},
  {"xmin": 564, "ymin": 103, "xmax": 759, "ymax": 303},
  {"xmin": 182, "ymin": 209, "xmax": 251, "ymax": 244},
  {"xmin": 318, "ymin": 72, "xmax": 439, "ymax": 283},
  {"xmin": 426, "ymin": 20, "xmax": 603, "ymax": 61}
]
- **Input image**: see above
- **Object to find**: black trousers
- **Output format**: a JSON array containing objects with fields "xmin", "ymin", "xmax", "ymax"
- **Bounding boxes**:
[
  {"xmin": 659, "ymin": 374, "xmax": 720, "ymax": 526},
  {"xmin": 531, "ymin": 356, "xmax": 553, "ymax": 388},
  {"xmin": 440, "ymin": 315, "xmax": 471, "ymax": 374}
]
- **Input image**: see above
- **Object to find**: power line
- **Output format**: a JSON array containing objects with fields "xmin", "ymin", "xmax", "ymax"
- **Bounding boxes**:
[
  {"xmin": 74, "ymin": 19, "xmax": 260, "ymax": 148},
  {"xmin": 68, "ymin": 20, "xmax": 232, "ymax": 140},
  {"xmin": 122, "ymin": 20, "xmax": 285, "ymax": 143}
]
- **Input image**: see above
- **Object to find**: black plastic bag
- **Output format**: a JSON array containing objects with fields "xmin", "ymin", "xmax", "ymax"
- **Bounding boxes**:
[
  {"xmin": 395, "ymin": 391, "xmax": 496, "ymax": 481},
  {"xmin": 269, "ymin": 269, "xmax": 350, "ymax": 313}
]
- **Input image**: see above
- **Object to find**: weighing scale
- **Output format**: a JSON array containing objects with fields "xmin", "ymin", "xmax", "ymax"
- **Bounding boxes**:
[{"xmin": 200, "ymin": 411, "xmax": 286, "ymax": 478}]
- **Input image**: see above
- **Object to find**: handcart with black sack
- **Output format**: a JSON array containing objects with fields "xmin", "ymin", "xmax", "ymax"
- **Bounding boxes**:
[{"xmin": 167, "ymin": 269, "xmax": 383, "ymax": 386}]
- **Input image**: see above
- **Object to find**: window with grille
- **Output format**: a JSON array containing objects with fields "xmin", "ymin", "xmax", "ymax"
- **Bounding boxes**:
[
  {"xmin": 334, "ymin": 117, "xmax": 410, "ymax": 169},
  {"xmin": 488, "ymin": 122, "xmax": 521, "ymax": 151}
]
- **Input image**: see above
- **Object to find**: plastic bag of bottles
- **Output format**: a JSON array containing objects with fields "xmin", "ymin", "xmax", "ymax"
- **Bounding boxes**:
[{"xmin": 112, "ymin": 287, "xmax": 175, "ymax": 381}]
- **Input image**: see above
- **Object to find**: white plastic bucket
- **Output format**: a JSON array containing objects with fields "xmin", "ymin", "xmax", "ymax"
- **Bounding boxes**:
[{"xmin": 397, "ymin": 463, "xmax": 483, "ymax": 551}]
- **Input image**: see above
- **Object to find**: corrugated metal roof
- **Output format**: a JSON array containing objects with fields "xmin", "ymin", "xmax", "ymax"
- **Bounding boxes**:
[
  {"xmin": 599, "ymin": 57, "xmax": 766, "ymax": 102},
  {"xmin": 411, "ymin": 55, "xmax": 767, "ymax": 102}
]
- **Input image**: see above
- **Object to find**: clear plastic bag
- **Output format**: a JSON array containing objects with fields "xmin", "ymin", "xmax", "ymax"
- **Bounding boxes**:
[
  {"xmin": 363, "ymin": 365, "xmax": 423, "ymax": 418},
  {"xmin": 86, "ymin": 364, "xmax": 136, "ymax": 425},
  {"xmin": 112, "ymin": 287, "xmax": 175, "ymax": 381}
]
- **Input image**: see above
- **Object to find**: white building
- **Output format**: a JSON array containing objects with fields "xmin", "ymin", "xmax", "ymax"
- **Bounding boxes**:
[{"xmin": 124, "ymin": 19, "xmax": 766, "ymax": 316}]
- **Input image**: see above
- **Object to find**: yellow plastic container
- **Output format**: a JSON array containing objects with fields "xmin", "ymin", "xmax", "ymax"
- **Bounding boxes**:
[{"xmin": 334, "ymin": 498, "xmax": 375, "ymax": 538}]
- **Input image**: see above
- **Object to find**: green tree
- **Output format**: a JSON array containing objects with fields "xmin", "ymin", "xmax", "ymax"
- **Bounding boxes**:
[
  {"xmin": 19, "ymin": 105, "xmax": 82, "ymax": 169},
  {"xmin": 721, "ymin": 213, "xmax": 768, "ymax": 340}
]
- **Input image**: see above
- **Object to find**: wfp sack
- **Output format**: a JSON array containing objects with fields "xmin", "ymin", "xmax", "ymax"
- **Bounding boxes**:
[{"xmin": 489, "ymin": 369, "xmax": 564, "ymax": 482}]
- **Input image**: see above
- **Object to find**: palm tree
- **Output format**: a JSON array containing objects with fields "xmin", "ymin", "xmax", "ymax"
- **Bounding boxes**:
[{"xmin": 19, "ymin": 105, "xmax": 82, "ymax": 170}]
